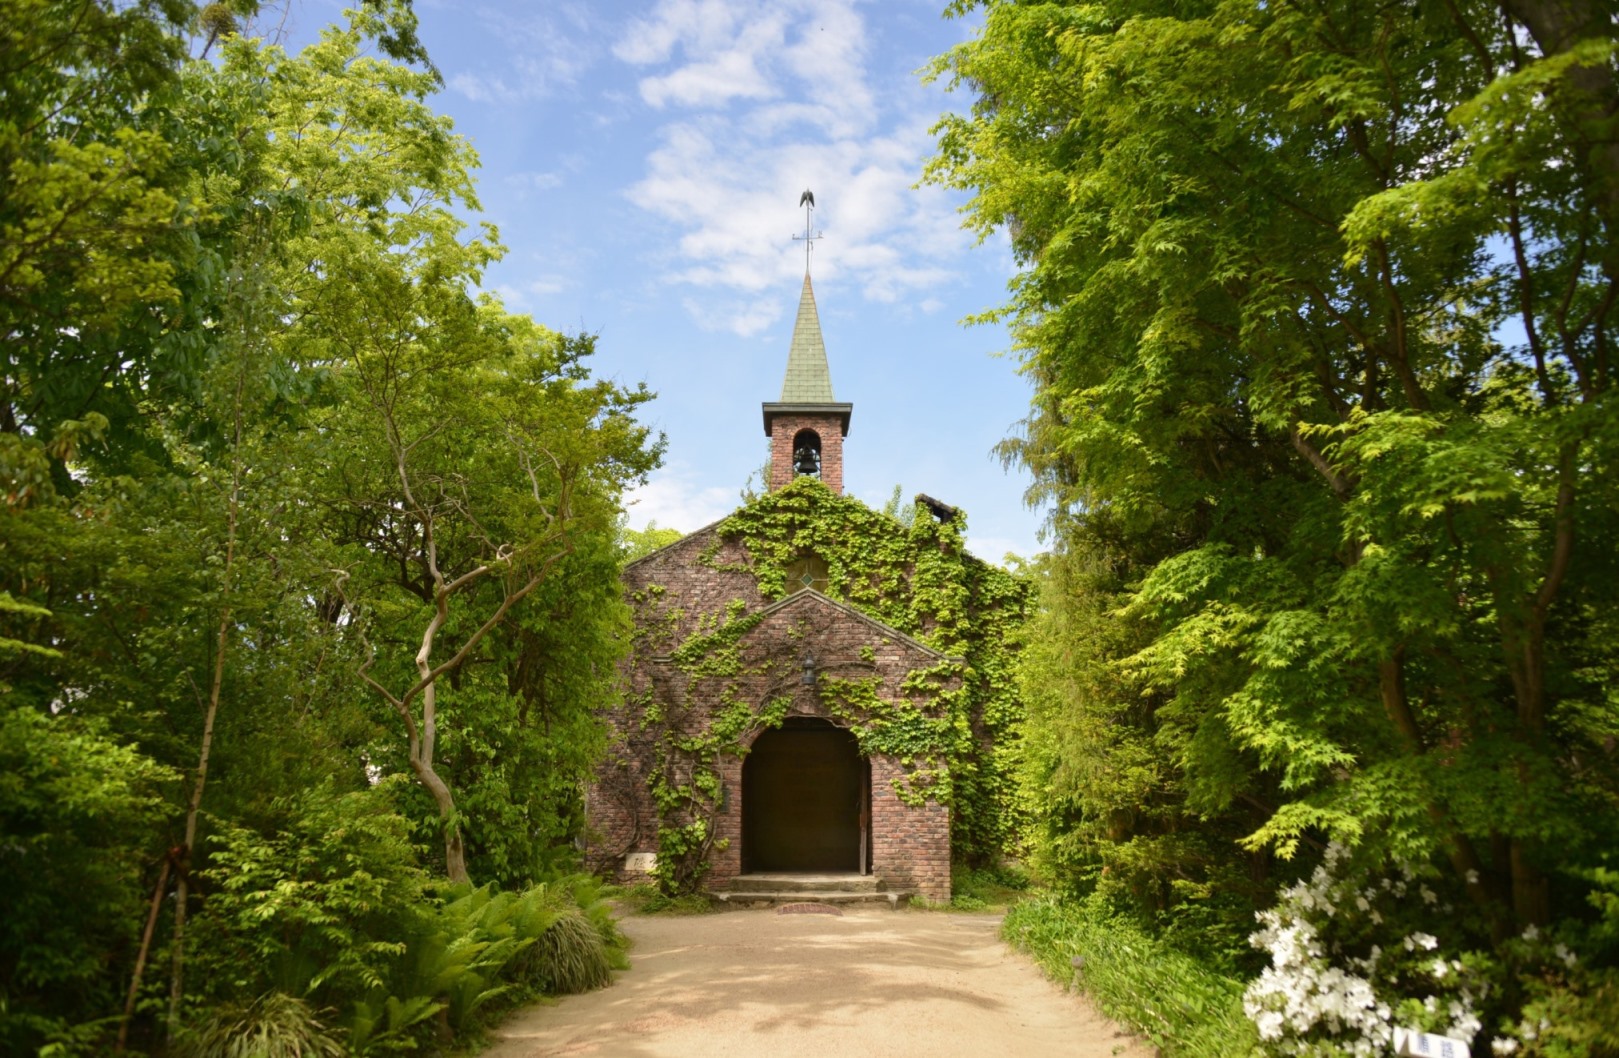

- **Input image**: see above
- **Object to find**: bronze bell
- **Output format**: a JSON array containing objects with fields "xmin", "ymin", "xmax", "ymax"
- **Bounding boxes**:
[{"xmin": 793, "ymin": 444, "xmax": 820, "ymax": 476}]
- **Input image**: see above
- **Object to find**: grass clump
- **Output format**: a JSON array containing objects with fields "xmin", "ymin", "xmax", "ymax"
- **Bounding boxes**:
[
  {"xmin": 1003, "ymin": 894, "xmax": 1258, "ymax": 1058},
  {"xmin": 952, "ymin": 862, "xmax": 1032, "ymax": 910},
  {"xmin": 176, "ymin": 991, "xmax": 341, "ymax": 1056},
  {"xmin": 609, "ymin": 882, "xmax": 716, "ymax": 916},
  {"xmin": 903, "ymin": 864, "xmax": 1033, "ymax": 912},
  {"xmin": 177, "ymin": 991, "xmax": 345, "ymax": 1058},
  {"xmin": 524, "ymin": 910, "xmax": 613, "ymax": 995}
]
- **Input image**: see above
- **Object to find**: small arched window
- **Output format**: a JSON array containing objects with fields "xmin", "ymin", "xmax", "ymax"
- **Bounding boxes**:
[
  {"xmin": 785, "ymin": 554, "xmax": 830, "ymax": 595},
  {"xmin": 791, "ymin": 429, "xmax": 822, "ymax": 477}
]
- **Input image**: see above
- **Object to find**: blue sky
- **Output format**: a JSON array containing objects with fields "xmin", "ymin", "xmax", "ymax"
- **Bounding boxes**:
[{"xmin": 288, "ymin": 0, "xmax": 1044, "ymax": 561}]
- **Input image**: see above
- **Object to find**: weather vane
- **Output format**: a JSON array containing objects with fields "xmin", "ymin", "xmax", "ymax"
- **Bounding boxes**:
[{"xmin": 792, "ymin": 189, "xmax": 822, "ymax": 274}]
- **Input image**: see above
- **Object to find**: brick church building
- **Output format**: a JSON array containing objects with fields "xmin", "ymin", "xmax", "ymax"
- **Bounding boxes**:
[{"xmin": 584, "ymin": 269, "xmax": 1025, "ymax": 906}]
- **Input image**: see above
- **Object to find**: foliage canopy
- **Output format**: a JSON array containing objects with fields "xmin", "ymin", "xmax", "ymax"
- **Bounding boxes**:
[
  {"xmin": 928, "ymin": 0, "xmax": 1619, "ymax": 1050},
  {"xmin": 0, "ymin": 3, "xmax": 658, "ymax": 1052}
]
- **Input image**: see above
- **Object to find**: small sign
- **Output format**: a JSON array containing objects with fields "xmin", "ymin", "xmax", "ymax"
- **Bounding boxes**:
[
  {"xmin": 1394, "ymin": 1027, "xmax": 1471, "ymax": 1058},
  {"xmin": 624, "ymin": 852, "xmax": 657, "ymax": 873}
]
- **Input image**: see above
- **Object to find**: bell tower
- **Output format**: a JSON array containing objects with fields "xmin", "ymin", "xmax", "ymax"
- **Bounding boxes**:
[{"xmin": 763, "ymin": 191, "xmax": 852, "ymax": 493}]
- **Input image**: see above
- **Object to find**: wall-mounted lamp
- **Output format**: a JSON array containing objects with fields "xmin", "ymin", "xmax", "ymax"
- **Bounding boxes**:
[{"xmin": 800, "ymin": 651, "xmax": 817, "ymax": 685}]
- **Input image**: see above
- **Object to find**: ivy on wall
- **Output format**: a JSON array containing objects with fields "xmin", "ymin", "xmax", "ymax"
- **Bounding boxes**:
[{"xmin": 624, "ymin": 477, "xmax": 1029, "ymax": 893}]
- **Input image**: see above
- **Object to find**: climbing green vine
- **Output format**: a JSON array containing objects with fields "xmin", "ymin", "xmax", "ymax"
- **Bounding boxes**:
[{"xmin": 627, "ymin": 477, "xmax": 1028, "ymax": 893}]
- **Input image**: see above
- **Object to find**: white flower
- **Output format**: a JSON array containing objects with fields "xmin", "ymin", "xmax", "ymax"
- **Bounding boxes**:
[
  {"xmin": 1420, "ymin": 885, "xmax": 1437, "ymax": 905},
  {"xmin": 1491, "ymin": 1038, "xmax": 1520, "ymax": 1056},
  {"xmin": 1433, "ymin": 958, "xmax": 1449, "ymax": 979},
  {"xmin": 1251, "ymin": 1009, "xmax": 1285, "ymax": 1041},
  {"xmin": 1466, "ymin": 869, "xmax": 1480, "ymax": 885},
  {"xmin": 1522, "ymin": 924, "xmax": 1540, "ymax": 942}
]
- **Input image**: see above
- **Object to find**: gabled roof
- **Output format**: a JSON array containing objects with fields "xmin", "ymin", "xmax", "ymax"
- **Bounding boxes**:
[
  {"xmin": 621, "ymin": 517, "xmax": 725, "ymax": 573},
  {"xmin": 626, "ymin": 522, "xmax": 955, "ymax": 660},
  {"xmin": 741, "ymin": 588, "xmax": 962, "ymax": 664}
]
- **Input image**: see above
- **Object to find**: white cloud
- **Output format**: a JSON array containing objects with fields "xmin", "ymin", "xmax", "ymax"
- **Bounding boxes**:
[
  {"xmin": 612, "ymin": 0, "xmax": 976, "ymax": 335},
  {"xmin": 448, "ymin": 5, "xmax": 596, "ymax": 104},
  {"xmin": 613, "ymin": 0, "xmax": 737, "ymax": 64},
  {"xmin": 506, "ymin": 169, "xmax": 565, "ymax": 191},
  {"xmin": 632, "ymin": 5, "xmax": 786, "ymax": 109},
  {"xmin": 622, "ymin": 462, "xmax": 737, "ymax": 534},
  {"xmin": 618, "ymin": 0, "xmax": 872, "ymax": 127},
  {"xmin": 490, "ymin": 275, "xmax": 569, "ymax": 309},
  {"xmin": 682, "ymin": 295, "xmax": 780, "ymax": 337}
]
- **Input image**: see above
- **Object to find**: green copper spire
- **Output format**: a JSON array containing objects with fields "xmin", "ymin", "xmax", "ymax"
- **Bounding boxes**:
[{"xmin": 780, "ymin": 274, "xmax": 835, "ymax": 403}]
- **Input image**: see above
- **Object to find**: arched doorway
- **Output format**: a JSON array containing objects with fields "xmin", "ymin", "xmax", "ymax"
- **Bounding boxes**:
[{"xmin": 743, "ymin": 717, "xmax": 867, "ymax": 872}]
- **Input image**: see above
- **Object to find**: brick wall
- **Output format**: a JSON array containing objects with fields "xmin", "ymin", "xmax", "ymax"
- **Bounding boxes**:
[
  {"xmin": 871, "ymin": 755, "xmax": 951, "ymax": 903},
  {"xmin": 586, "ymin": 523, "xmax": 954, "ymax": 903},
  {"xmin": 767, "ymin": 413, "xmax": 845, "ymax": 494}
]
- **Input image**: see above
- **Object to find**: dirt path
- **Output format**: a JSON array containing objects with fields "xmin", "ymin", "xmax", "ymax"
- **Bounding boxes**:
[{"xmin": 484, "ymin": 907, "xmax": 1147, "ymax": 1058}]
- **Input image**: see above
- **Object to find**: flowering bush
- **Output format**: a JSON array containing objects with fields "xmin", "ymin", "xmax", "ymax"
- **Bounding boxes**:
[{"xmin": 1243, "ymin": 845, "xmax": 1485, "ymax": 1057}]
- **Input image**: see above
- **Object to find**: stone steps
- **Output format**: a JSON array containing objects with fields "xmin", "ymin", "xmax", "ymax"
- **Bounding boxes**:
[
  {"xmin": 731, "ymin": 872, "xmax": 879, "ymax": 893},
  {"xmin": 710, "ymin": 872, "xmax": 904, "ymax": 909},
  {"xmin": 712, "ymin": 890, "xmax": 902, "ymax": 909}
]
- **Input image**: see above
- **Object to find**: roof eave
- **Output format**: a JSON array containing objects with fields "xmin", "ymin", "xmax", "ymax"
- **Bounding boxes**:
[{"xmin": 761, "ymin": 401, "xmax": 854, "ymax": 437}]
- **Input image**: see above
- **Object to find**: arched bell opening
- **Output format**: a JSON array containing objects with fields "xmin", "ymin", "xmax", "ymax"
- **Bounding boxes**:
[
  {"xmin": 742, "ymin": 716, "xmax": 869, "ymax": 873},
  {"xmin": 791, "ymin": 429, "xmax": 822, "ymax": 477}
]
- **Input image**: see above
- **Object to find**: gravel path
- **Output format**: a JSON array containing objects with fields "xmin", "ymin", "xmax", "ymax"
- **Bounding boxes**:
[{"xmin": 484, "ymin": 907, "xmax": 1148, "ymax": 1058}]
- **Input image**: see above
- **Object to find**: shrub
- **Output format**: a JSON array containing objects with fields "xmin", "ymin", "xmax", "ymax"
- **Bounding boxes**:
[
  {"xmin": 0, "ymin": 709, "xmax": 176, "ymax": 1055},
  {"xmin": 1241, "ymin": 845, "xmax": 1485, "ymax": 1058},
  {"xmin": 344, "ymin": 877, "xmax": 626, "ymax": 1051},
  {"xmin": 952, "ymin": 862, "xmax": 1033, "ymax": 909},
  {"xmin": 189, "ymin": 785, "xmax": 429, "ymax": 1004}
]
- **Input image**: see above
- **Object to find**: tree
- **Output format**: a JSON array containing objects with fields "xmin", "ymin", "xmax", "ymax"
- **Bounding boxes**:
[
  {"xmin": 0, "ymin": 6, "xmax": 661, "ymax": 1049},
  {"xmin": 0, "ymin": 0, "xmax": 192, "ymax": 502},
  {"xmin": 619, "ymin": 519, "xmax": 685, "ymax": 562},
  {"xmin": 927, "ymin": 0, "xmax": 1619, "ymax": 1026},
  {"xmin": 328, "ymin": 313, "xmax": 658, "ymax": 884}
]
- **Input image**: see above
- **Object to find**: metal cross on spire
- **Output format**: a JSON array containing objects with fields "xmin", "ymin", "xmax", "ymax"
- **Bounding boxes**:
[{"xmin": 792, "ymin": 188, "xmax": 822, "ymax": 275}]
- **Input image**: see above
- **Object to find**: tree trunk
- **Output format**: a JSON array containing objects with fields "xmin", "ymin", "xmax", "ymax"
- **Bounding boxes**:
[
  {"xmin": 116, "ymin": 855, "xmax": 171, "ymax": 1053},
  {"xmin": 167, "ymin": 281, "xmax": 254, "ymax": 1033},
  {"xmin": 1502, "ymin": 0, "xmax": 1619, "ymax": 239},
  {"xmin": 411, "ymin": 755, "xmax": 470, "ymax": 885}
]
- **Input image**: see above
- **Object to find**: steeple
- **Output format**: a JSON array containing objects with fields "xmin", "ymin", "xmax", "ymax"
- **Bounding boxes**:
[
  {"xmin": 780, "ymin": 275, "xmax": 835, "ymax": 403},
  {"xmin": 763, "ymin": 192, "xmax": 852, "ymax": 493},
  {"xmin": 762, "ymin": 274, "xmax": 852, "ymax": 493}
]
